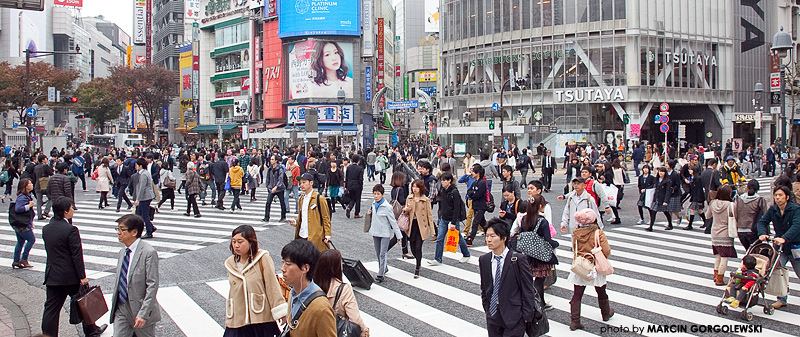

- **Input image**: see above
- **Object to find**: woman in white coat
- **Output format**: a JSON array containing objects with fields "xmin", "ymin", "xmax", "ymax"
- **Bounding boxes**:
[{"xmin": 94, "ymin": 157, "xmax": 114, "ymax": 209}]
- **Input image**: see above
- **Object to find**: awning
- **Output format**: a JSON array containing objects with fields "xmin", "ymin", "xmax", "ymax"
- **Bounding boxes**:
[
  {"xmin": 264, "ymin": 123, "xmax": 285, "ymax": 129},
  {"xmin": 191, "ymin": 124, "xmax": 239, "ymax": 134},
  {"xmin": 287, "ymin": 125, "xmax": 358, "ymax": 136}
]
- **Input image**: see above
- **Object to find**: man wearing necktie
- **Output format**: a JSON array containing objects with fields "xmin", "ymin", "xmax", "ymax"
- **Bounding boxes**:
[
  {"xmin": 541, "ymin": 150, "xmax": 556, "ymax": 192},
  {"xmin": 479, "ymin": 219, "xmax": 536, "ymax": 336},
  {"xmin": 110, "ymin": 214, "xmax": 161, "ymax": 337}
]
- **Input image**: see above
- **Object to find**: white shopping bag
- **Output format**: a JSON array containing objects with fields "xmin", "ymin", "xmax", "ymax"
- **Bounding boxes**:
[
  {"xmin": 603, "ymin": 184, "xmax": 619, "ymax": 207},
  {"xmin": 644, "ymin": 188, "xmax": 655, "ymax": 209}
]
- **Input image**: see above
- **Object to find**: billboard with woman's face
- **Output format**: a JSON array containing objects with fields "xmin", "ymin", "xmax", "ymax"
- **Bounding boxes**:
[{"xmin": 287, "ymin": 40, "xmax": 354, "ymax": 99}]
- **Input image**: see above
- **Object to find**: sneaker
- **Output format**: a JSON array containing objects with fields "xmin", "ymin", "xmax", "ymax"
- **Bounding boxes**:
[
  {"xmin": 460, "ymin": 256, "xmax": 471, "ymax": 263},
  {"xmin": 724, "ymin": 297, "xmax": 735, "ymax": 303},
  {"xmin": 730, "ymin": 300, "xmax": 740, "ymax": 308},
  {"xmin": 637, "ymin": 219, "xmax": 646, "ymax": 225},
  {"xmin": 427, "ymin": 260, "xmax": 441, "ymax": 266}
]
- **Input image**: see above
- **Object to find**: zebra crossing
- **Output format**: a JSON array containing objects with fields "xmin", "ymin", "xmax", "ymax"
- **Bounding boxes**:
[
  {"xmin": 0, "ymin": 187, "xmax": 377, "ymax": 280},
  {"xmin": 81, "ymin": 216, "xmax": 799, "ymax": 337}
]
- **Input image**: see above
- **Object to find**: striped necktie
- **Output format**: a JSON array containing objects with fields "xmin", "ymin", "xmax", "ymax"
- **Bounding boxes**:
[
  {"xmin": 489, "ymin": 255, "xmax": 502, "ymax": 316},
  {"xmin": 118, "ymin": 248, "xmax": 131, "ymax": 305}
]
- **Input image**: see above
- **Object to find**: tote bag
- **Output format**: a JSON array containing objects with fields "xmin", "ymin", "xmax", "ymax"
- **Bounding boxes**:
[
  {"xmin": 726, "ymin": 202, "xmax": 737, "ymax": 238},
  {"xmin": 592, "ymin": 230, "xmax": 614, "ymax": 276},
  {"xmin": 765, "ymin": 266, "xmax": 789, "ymax": 297}
]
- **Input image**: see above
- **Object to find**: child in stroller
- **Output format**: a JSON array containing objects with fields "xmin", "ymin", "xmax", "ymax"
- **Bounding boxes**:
[{"xmin": 725, "ymin": 255, "xmax": 760, "ymax": 308}]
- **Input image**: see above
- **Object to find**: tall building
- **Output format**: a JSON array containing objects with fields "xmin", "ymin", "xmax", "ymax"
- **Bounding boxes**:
[
  {"xmin": 83, "ymin": 15, "xmax": 132, "ymax": 68},
  {"xmin": 152, "ymin": 0, "xmax": 185, "ymax": 70}
]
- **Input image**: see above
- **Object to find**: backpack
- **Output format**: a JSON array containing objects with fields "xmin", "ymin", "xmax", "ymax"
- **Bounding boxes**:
[
  {"xmin": 283, "ymin": 167, "xmax": 291, "ymax": 189},
  {"xmin": 454, "ymin": 192, "xmax": 467, "ymax": 222},
  {"xmin": 585, "ymin": 179, "xmax": 601, "ymax": 207},
  {"xmin": 0, "ymin": 171, "xmax": 8, "ymax": 185}
]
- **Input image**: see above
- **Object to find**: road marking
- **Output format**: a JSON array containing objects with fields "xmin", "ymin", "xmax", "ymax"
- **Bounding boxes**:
[{"xmin": 158, "ymin": 286, "xmax": 225, "ymax": 336}]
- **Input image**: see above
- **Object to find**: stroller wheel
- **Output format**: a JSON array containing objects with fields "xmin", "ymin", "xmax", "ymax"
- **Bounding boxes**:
[
  {"xmin": 741, "ymin": 311, "xmax": 754, "ymax": 321},
  {"xmin": 716, "ymin": 304, "xmax": 726, "ymax": 314},
  {"xmin": 721, "ymin": 305, "xmax": 729, "ymax": 315},
  {"xmin": 764, "ymin": 306, "xmax": 775, "ymax": 315}
]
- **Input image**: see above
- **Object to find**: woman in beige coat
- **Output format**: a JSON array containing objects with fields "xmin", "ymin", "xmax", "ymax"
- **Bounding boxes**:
[
  {"xmin": 314, "ymin": 249, "xmax": 369, "ymax": 337},
  {"xmin": 402, "ymin": 179, "xmax": 434, "ymax": 278},
  {"xmin": 94, "ymin": 158, "xmax": 113, "ymax": 209},
  {"xmin": 224, "ymin": 225, "xmax": 288, "ymax": 337}
]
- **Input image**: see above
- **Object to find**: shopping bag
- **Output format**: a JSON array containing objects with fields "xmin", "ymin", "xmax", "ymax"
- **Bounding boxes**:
[
  {"xmin": 643, "ymin": 188, "xmax": 655, "ymax": 209},
  {"xmin": 444, "ymin": 228, "xmax": 460, "ymax": 253},
  {"xmin": 603, "ymin": 184, "xmax": 619, "ymax": 207},
  {"xmin": 765, "ymin": 266, "xmax": 789, "ymax": 297}
]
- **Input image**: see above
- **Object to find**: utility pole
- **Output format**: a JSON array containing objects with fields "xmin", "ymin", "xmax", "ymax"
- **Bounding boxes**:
[{"xmin": 498, "ymin": 78, "xmax": 511, "ymax": 148}]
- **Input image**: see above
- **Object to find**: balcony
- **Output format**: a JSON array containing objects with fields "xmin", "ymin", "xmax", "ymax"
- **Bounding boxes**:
[
  {"xmin": 153, "ymin": 21, "xmax": 184, "ymax": 43},
  {"xmin": 153, "ymin": 0, "xmax": 183, "ymax": 23}
]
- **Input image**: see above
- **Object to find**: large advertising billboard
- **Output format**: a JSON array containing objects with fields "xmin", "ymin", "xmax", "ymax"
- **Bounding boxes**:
[
  {"xmin": 278, "ymin": 0, "xmax": 360, "ymax": 38},
  {"xmin": 9, "ymin": 9, "xmax": 47, "ymax": 57},
  {"xmin": 134, "ymin": 0, "xmax": 146, "ymax": 44},
  {"xmin": 287, "ymin": 40, "xmax": 354, "ymax": 99},
  {"xmin": 263, "ymin": 20, "xmax": 284, "ymax": 119},
  {"xmin": 287, "ymin": 104, "xmax": 354, "ymax": 124},
  {"xmin": 424, "ymin": 0, "xmax": 439, "ymax": 33}
]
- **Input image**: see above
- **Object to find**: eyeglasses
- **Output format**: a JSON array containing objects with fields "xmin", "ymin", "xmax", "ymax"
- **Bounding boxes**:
[{"xmin": 116, "ymin": 227, "xmax": 130, "ymax": 233}]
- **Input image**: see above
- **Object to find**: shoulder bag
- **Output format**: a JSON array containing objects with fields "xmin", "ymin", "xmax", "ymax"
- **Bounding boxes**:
[
  {"xmin": 765, "ymin": 266, "xmax": 789, "ymax": 297},
  {"xmin": 509, "ymin": 253, "xmax": 549, "ymax": 337},
  {"xmin": 8, "ymin": 202, "xmax": 32, "ymax": 229},
  {"xmin": 258, "ymin": 258, "xmax": 291, "ymax": 302},
  {"xmin": 591, "ymin": 230, "xmax": 614, "ymax": 276},
  {"xmin": 570, "ymin": 235, "xmax": 596, "ymax": 281},
  {"xmin": 485, "ymin": 178, "xmax": 496, "ymax": 213},
  {"xmin": 516, "ymin": 219, "xmax": 554, "ymax": 263},
  {"xmin": 363, "ymin": 207, "xmax": 372, "ymax": 233},
  {"xmin": 333, "ymin": 284, "xmax": 363, "ymax": 337},
  {"xmin": 726, "ymin": 202, "xmax": 738, "ymax": 238},
  {"xmin": 390, "ymin": 188, "xmax": 403, "ymax": 219},
  {"xmin": 280, "ymin": 290, "xmax": 327, "ymax": 337}
]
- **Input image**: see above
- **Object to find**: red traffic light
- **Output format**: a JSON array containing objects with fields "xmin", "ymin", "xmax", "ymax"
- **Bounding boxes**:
[{"xmin": 70, "ymin": 96, "xmax": 77, "ymax": 103}]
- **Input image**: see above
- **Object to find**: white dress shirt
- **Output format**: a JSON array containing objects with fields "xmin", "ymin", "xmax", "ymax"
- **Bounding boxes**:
[
  {"xmin": 299, "ymin": 193, "xmax": 312, "ymax": 238},
  {"xmin": 124, "ymin": 238, "xmax": 141, "ymax": 283},
  {"xmin": 491, "ymin": 247, "xmax": 510, "ymax": 282}
]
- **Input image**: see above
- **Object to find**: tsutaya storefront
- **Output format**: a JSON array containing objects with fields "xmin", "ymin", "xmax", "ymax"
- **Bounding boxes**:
[{"xmin": 437, "ymin": 0, "xmax": 738, "ymax": 155}]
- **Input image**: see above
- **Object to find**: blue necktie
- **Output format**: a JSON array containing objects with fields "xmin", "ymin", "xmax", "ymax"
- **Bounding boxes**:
[
  {"xmin": 118, "ymin": 248, "xmax": 131, "ymax": 305},
  {"xmin": 489, "ymin": 255, "xmax": 502, "ymax": 316}
]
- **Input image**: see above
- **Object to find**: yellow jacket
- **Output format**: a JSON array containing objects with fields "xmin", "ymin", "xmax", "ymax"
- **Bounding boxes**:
[
  {"xmin": 229, "ymin": 166, "xmax": 244, "ymax": 188},
  {"xmin": 294, "ymin": 190, "xmax": 332, "ymax": 252}
]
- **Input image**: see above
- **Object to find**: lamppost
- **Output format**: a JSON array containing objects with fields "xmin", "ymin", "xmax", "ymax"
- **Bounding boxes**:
[
  {"xmin": 772, "ymin": 27, "xmax": 793, "ymax": 145},
  {"xmin": 337, "ymin": 87, "xmax": 346, "ymax": 149},
  {"xmin": 754, "ymin": 82, "xmax": 764, "ymax": 143}
]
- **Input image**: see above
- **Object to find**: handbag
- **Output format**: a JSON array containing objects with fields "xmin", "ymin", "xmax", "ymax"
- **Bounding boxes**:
[
  {"xmin": 571, "ymin": 237, "xmax": 596, "ymax": 281},
  {"xmin": 516, "ymin": 219, "xmax": 554, "ymax": 262},
  {"xmin": 363, "ymin": 208, "xmax": 372, "ymax": 233},
  {"xmin": 509, "ymin": 253, "xmax": 549, "ymax": 337},
  {"xmin": 333, "ymin": 284, "xmax": 363, "ymax": 337},
  {"xmin": 71, "ymin": 284, "xmax": 108, "ymax": 324},
  {"xmin": 765, "ymin": 266, "xmax": 789, "ymax": 297},
  {"xmin": 726, "ymin": 202, "xmax": 737, "ymax": 238},
  {"xmin": 391, "ymin": 189, "xmax": 403, "ymax": 219},
  {"xmin": 444, "ymin": 228, "xmax": 460, "ymax": 253},
  {"xmin": 485, "ymin": 178, "xmax": 496, "ymax": 213},
  {"xmin": 224, "ymin": 176, "xmax": 231, "ymax": 191},
  {"xmin": 8, "ymin": 202, "xmax": 33, "ymax": 229},
  {"xmin": 280, "ymin": 291, "xmax": 327, "ymax": 337},
  {"xmin": 592, "ymin": 230, "xmax": 614, "ymax": 276},
  {"xmin": 397, "ymin": 213, "xmax": 410, "ymax": 232}
]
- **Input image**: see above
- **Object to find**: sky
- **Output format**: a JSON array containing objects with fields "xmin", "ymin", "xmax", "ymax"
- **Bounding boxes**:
[{"xmin": 79, "ymin": 0, "xmax": 134, "ymax": 37}]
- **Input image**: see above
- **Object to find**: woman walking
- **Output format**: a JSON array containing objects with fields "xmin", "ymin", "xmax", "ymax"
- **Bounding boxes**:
[
  {"xmin": 636, "ymin": 165, "xmax": 656, "ymax": 225},
  {"xmin": 223, "ymin": 225, "xmax": 287, "ymax": 337},
  {"xmin": 512, "ymin": 194, "xmax": 558, "ymax": 310},
  {"xmin": 735, "ymin": 180, "xmax": 766, "ymax": 250},
  {"xmin": 2, "ymin": 159, "xmax": 19, "ymax": 203},
  {"xmin": 247, "ymin": 158, "xmax": 260, "ymax": 202},
  {"xmin": 95, "ymin": 158, "xmax": 114, "ymax": 209},
  {"xmin": 10, "ymin": 178, "xmax": 35, "ymax": 268},
  {"xmin": 368, "ymin": 184, "xmax": 403, "ymax": 283},
  {"xmin": 756, "ymin": 186, "xmax": 800, "ymax": 310},
  {"xmin": 568, "ymin": 208, "xmax": 613, "ymax": 330},
  {"xmin": 462, "ymin": 152, "xmax": 476, "ymax": 175},
  {"xmin": 648, "ymin": 167, "xmax": 675, "ymax": 231},
  {"xmin": 609, "ymin": 159, "xmax": 626, "ymax": 224},
  {"xmin": 314, "ymin": 249, "xmax": 370, "ymax": 336},
  {"xmin": 229, "ymin": 159, "xmax": 245, "ymax": 213},
  {"xmin": 376, "ymin": 151, "xmax": 389, "ymax": 185},
  {"xmin": 684, "ymin": 166, "xmax": 707, "ymax": 230},
  {"xmin": 327, "ymin": 162, "xmax": 344, "ymax": 213},
  {"xmin": 707, "ymin": 185, "xmax": 737, "ymax": 286},
  {"xmin": 184, "ymin": 162, "xmax": 202, "ymax": 218},
  {"xmin": 390, "ymin": 172, "xmax": 413, "ymax": 259},
  {"xmin": 157, "ymin": 160, "xmax": 176, "ymax": 210},
  {"xmin": 402, "ymin": 179, "xmax": 434, "ymax": 278}
]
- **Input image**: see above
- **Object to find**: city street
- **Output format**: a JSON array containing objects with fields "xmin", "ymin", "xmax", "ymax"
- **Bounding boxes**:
[{"xmin": 1, "ymin": 171, "xmax": 798, "ymax": 336}]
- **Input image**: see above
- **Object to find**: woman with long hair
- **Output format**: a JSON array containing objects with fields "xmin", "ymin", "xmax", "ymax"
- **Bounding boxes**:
[
  {"xmin": 636, "ymin": 165, "xmax": 656, "ymax": 225},
  {"xmin": 389, "ymin": 171, "xmax": 413, "ymax": 259},
  {"xmin": 310, "ymin": 41, "xmax": 353, "ymax": 97},
  {"xmin": 513, "ymin": 194, "xmax": 558, "ymax": 310},
  {"xmin": 609, "ymin": 159, "xmax": 626, "ymax": 224},
  {"xmin": 402, "ymin": 179, "xmax": 434, "ymax": 278},
  {"xmin": 95, "ymin": 157, "xmax": 114, "ymax": 209},
  {"xmin": 327, "ymin": 161, "xmax": 344, "ymax": 213},
  {"xmin": 223, "ymin": 225, "xmax": 287, "ymax": 337},
  {"xmin": 313, "ymin": 249, "xmax": 369, "ymax": 336},
  {"xmin": 685, "ymin": 165, "xmax": 707, "ymax": 230},
  {"xmin": 647, "ymin": 167, "xmax": 674, "ymax": 231},
  {"xmin": 157, "ymin": 160, "xmax": 175, "ymax": 210},
  {"xmin": 708, "ymin": 185, "xmax": 737, "ymax": 286},
  {"xmin": 2, "ymin": 159, "xmax": 19, "ymax": 203},
  {"xmin": 462, "ymin": 152, "xmax": 476, "ymax": 175},
  {"xmin": 248, "ymin": 158, "xmax": 260, "ymax": 202},
  {"xmin": 10, "ymin": 178, "xmax": 35, "ymax": 268}
]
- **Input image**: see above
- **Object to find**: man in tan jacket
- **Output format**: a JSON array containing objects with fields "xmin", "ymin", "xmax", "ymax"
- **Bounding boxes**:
[
  {"xmin": 289, "ymin": 173, "xmax": 332, "ymax": 252},
  {"xmin": 280, "ymin": 239, "xmax": 336, "ymax": 336}
]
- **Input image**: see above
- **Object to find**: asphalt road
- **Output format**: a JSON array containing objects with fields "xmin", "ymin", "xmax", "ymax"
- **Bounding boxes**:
[{"xmin": 1, "ymin": 168, "xmax": 798, "ymax": 337}]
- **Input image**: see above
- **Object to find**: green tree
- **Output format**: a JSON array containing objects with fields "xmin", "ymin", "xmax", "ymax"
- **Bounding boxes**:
[
  {"xmin": 108, "ymin": 64, "xmax": 177, "ymax": 144},
  {"xmin": 75, "ymin": 78, "xmax": 125, "ymax": 134}
]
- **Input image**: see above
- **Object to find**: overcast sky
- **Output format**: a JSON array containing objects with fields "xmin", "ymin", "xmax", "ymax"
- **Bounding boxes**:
[{"xmin": 80, "ymin": 0, "xmax": 134, "ymax": 37}]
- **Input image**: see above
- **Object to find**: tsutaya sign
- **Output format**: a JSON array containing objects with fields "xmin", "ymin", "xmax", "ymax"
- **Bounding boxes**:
[
  {"xmin": 554, "ymin": 87, "xmax": 627, "ymax": 103},
  {"xmin": 664, "ymin": 51, "xmax": 718, "ymax": 67}
]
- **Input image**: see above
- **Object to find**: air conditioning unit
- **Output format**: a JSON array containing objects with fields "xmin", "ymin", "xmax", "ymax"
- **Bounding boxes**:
[{"xmin": 517, "ymin": 117, "xmax": 528, "ymax": 125}]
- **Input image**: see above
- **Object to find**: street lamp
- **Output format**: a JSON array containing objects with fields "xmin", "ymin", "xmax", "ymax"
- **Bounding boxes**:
[
  {"xmin": 754, "ymin": 82, "xmax": 764, "ymax": 137},
  {"xmin": 772, "ymin": 27, "xmax": 793, "ymax": 144},
  {"xmin": 337, "ymin": 87, "xmax": 346, "ymax": 149}
]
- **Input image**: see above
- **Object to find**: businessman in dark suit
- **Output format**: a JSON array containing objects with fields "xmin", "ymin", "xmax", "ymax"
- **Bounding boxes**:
[
  {"xmin": 344, "ymin": 154, "xmax": 365, "ymax": 218},
  {"xmin": 540, "ymin": 150, "xmax": 557, "ymax": 192},
  {"xmin": 41, "ymin": 197, "xmax": 107, "ymax": 337},
  {"xmin": 479, "ymin": 218, "xmax": 536, "ymax": 337},
  {"xmin": 110, "ymin": 214, "xmax": 161, "ymax": 337}
]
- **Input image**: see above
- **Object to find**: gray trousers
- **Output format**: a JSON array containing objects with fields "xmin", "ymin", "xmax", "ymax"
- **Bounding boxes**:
[
  {"xmin": 113, "ymin": 302, "xmax": 156, "ymax": 337},
  {"xmin": 36, "ymin": 190, "xmax": 50, "ymax": 218},
  {"xmin": 373, "ymin": 236, "xmax": 391, "ymax": 277}
]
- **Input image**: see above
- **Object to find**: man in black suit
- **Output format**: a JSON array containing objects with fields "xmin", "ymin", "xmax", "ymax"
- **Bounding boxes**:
[
  {"xmin": 479, "ymin": 218, "xmax": 536, "ymax": 337},
  {"xmin": 41, "ymin": 197, "xmax": 107, "ymax": 337},
  {"xmin": 344, "ymin": 154, "xmax": 365, "ymax": 218},
  {"xmin": 700, "ymin": 158, "xmax": 722, "ymax": 232},
  {"xmin": 540, "ymin": 150, "xmax": 557, "ymax": 192},
  {"xmin": 211, "ymin": 153, "xmax": 229, "ymax": 209}
]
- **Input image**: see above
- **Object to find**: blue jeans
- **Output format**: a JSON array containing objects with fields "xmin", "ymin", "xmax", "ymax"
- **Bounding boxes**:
[
  {"xmin": 284, "ymin": 185, "xmax": 298, "ymax": 213},
  {"xmin": 136, "ymin": 199, "xmax": 154, "ymax": 234},
  {"xmin": 13, "ymin": 226, "xmax": 35, "ymax": 262},
  {"xmin": 367, "ymin": 165, "xmax": 375, "ymax": 179},
  {"xmin": 776, "ymin": 245, "xmax": 800, "ymax": 304},
  {"xmin": 434, "ymin": 219, "xmax": 470, "ymax": 263},
  {"xmin": 633, "ymin": 160, "xmax": 641, "ymax": 176}
]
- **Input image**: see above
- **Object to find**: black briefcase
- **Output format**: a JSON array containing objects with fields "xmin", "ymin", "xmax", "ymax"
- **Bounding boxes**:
[{"xmin": 330, "ymin": 242, "xmax": 374, "ymax": 290}]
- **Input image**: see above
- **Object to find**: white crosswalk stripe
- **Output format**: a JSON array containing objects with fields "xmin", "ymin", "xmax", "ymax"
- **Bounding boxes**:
[{"xmin": 74, "ymin": 222, "xmax": 800, "ymax": 336}]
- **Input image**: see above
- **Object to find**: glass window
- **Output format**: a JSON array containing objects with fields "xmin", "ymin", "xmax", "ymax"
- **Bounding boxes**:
[
  {"xmin": 542, "ymin": 0, "xmax": 552, "ymax": 26},
  {"xmin": 522, "ymin": 0, "xmax": 531, "ymax": 29},
  {"xmin": 614, "ymin": 46, "xmax": 625, "ymax": 85},
  {"xmin": 553, "ymin": 0, "xmax": 563, "ymax": 26},
  {"xmin": 564, "ymin": 0, "xmax": 576, "ymax": 25},
  {"xmin": 477, "ymin": 0, "xmax": 485, "ymax": 35},
  {"xmin": 589, "ymin": 0, "xmax": 600, "ymax": 21},
  {"xmin": 588, "ymin": 47, "xmax": 600, "ymax": 87},
  {"xmin": 601, "ymin": 0, "xmax": 613, "ymax": 20},
  {"xmin": 455, "ymin": 1, "xmax": 461, "ymax": 40},
  {"xmin": 512, "ymin": 0, "xmax": 521, "ymax": 30},
  {"xmin": 486, "ymin": 0, "xmax": 494, "ymax": 35},
  {"xmin": 532, "ymin": 1, "xmax": 541, "ymax": 28},
  {"xmin": 469, "ymin": 0, "xmax": 476, "ymax": 38},
  {"xmin": 494, "ymin": 0, "xmax": 503, "ymax": 33},
  {"xmin": 614, "ymin": 0, "xmax": 625, "ymax": 19},
  {"xmin": 577, "ymin": 0, "xmax": 588, "ymax": 23}
]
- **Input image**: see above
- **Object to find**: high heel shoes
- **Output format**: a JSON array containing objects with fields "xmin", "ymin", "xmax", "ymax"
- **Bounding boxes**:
[
  {"xmin": 11, "ymin": 262, "xmax": 22, "ymax": 269},
  {"xmin": 19, "ymin": 260, "xmax": 33, "ymax": 268},
  {"xmin": 402, "ymin": 253, "xmax": 414, "ymax": 259},
  {"xmin": 413, "ymin": 268, "xmax": 420, "ymax": 279}
]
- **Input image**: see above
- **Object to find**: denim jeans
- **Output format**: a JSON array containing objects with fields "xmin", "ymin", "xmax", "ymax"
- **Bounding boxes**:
[
  {"xmin": 13, "ymin": 226, "xmax": 35, "ymax": 262},
  {"xmin": 373, "ymin": 236, "xmax": 391, "ymax": 277},
  {"xmin": 776, "ymin": 246, "xmax": 800, "ymax": 304},
  {"xmin": 230, "ymin": 188, "xmax": 241, "ymax": 210},
  {"xmin": 434, "ymin": 219, "xmax": 470, "ymax": 263},
  {"xmin": 284, "ymin": 185, "xmax": 299, "ymax": 213},
  {"xmin": 367, "ymin": 165, "xmax": 375, "ymax": 179}
]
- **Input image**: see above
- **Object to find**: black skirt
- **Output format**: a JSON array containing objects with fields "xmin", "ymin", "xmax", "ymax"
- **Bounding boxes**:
[{"xmin": 223, "ymin": 322, "xmax": 281, "ymax": 337}]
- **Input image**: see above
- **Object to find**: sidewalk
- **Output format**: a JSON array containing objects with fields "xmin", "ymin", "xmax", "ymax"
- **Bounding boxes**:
[{"xmin": 0, "ymin": 273, "xmax": 78, "ymax": 337}]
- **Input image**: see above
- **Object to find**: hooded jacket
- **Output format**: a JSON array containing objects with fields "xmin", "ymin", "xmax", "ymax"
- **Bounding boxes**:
[
  {"xmin": 479, "ymin": 159, "xmax": 499, "ymax": 179},
  {"xmin": 224, "ymin": 250, "xmax": 288, "ymax": 328},
  {"xmin": 735, "ymin": 193, "xmax": 766, "ymax": 233}
]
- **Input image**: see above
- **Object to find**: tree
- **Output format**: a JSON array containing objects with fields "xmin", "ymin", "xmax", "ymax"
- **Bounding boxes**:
[
  {"xmin": 75, "ymin": 78, "xmax": 126, "ymax": 134},
  {"xmin": 0, "ymin": 61, "xmax": 79, "ymax": 148},
  {"xmin": 108, "ymin": 64, "xmax": 177, "ymax": 144},
  {"xmin": 784, "ymin": 60, "xmax": 800, "ymax": 147}
]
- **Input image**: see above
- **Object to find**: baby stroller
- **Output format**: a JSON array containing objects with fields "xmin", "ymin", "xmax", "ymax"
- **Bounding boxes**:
[{"xmin": 715, "ymin": 241, "xmax": 782, "ymax": 321}]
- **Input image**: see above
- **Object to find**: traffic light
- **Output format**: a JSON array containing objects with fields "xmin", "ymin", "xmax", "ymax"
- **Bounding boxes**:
[
  {"xmin": 62, "ymin": 95, "xmax": 77, "ymax": 103},
  {"xmin": 489, "ymin": 118, "xmax": 495, "ymax": 130},
  {"xmin": 623, "ymin": 113, "xmax": 629, "ymax": 124},
  {"xmin": 75, "ymin": 114, "xmax": 86, "ymax": 119}
]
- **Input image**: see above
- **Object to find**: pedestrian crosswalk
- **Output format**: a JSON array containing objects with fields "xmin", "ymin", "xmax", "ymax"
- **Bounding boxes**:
[
  {"xmin": 80, "ymin": 219, "xmax": 800, "ymax": 337},
  {"xmin": 0, "ymin": 187, "xmax": 377, "ymax": 280}
]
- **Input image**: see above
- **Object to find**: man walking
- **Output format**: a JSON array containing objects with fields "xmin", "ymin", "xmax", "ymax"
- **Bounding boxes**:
[
  {"xmin": 766, "ymin": 143, "xmax": 776, "ymax": 177},
  {"xmin": 541, "ymin": 150, "xmax": 557, "ymax": 192},
  {"xmin": 110, "ymin": 214, "xmax": 161, "ymax": 337},
  {"xmin": 632, "ymin": 143, "xmax": 644, "ymax": 176},
  {"xmin": 261, "ymin": 155, "xmax": 287, "ymax": 222},
  {"xmin": 34, "ymin": 154, "xmax": 52, "ymax": 220},
  {"xmin": 366, "ymin": 149, "xmax": 377, "ymax": 182},
  {"xmin": 280, "ymin": 239, "xmax": 336, "ymax": 336},
  {"xmin": 42, "ymin": 197, "xmax": 107, "ymax": 337},
  {"xmin": 212, "ymin": 153, "xmax": 229, "ymax": 210},
  {"xmin": 288, "ymin": 173, "xmax": 332, "ymax": 251},
  {"xmin": 753, "ymin": 142, "xmax": 764, "ymax": 178},
  {"xmin": 515, "ymin": 148, "xmax": 535, "ymax": 186},
  {"xmin": 132, "ymin": 158, "xmax": 157, "ymax": 239},
  {"xmin": 345, "ymin": 154, "xmax": 365, "ymax": 218}
]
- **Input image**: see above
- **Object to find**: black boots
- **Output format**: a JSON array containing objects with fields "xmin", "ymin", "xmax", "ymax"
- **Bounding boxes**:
[{"xmin": 569, "ymin": 300, "xmax": 584, "ymax": 330}]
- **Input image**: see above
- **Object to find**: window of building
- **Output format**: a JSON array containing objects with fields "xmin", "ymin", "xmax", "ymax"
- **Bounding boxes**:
[
  {"xmin": 564, "ymin": 0, "xmax": 576, "ymax": 25},
  {"xmin": 601, "ymin": 0, "xmax": 613, "ymax": 20},
  {"xmin": 494, "ymin": 0, "xmax": 503, "ymax": 34},
  {"xmin": 553, "ymin": 0, "xmax": 563, "ymax": 26},
  {"xmin": 589, "ymin": 0, "xmax": 600, "ymax": 21},
  {"xmin": 215, "ymin": 23, "xmax": 248, "ymax": 47},
  {"xmin": 614, "ymin": 0, "xmax": 625, "ymax": 19},
  {"xmin": 512, "ymin": 0, "xmax": 521, "ymax": 30},
  {"xmin": 522, "ymin": 0, "xmax": 531, "ymax": 29}
]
